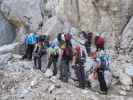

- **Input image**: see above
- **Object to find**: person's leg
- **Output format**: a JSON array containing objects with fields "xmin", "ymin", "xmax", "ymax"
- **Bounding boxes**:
[
  {"xmin": 38, "ymin": 57, "xmax": 42, "ymax": 70},
  {"xmin": 86, "ymin": 80, "xmax": 91, "ymax": 88},
  {"xmin": 46, "ymin": 58, "xmax": 52, "ymax": 69},
  {"xmin": 79, "ymin": 65, "xmax": 85, "ymax": 89},
  {"xmin": 22, "ymin": 45, "xmax": 29, "ymax": 59},
  {"xmin": 29, "ymin": 44, "xmax": 35, "ymax": 60},
  {"xmin": 98, "ymin": 70, "xmax": 108, "ymax": 94},
  {"xmin": 34, "ymin": 57, "xmax": 37, "ymax": 69},
  {"xmin": 63, "ymin": 61, "xmax": 69, "ymax": 82},
  {"xmin": 27, "ymin": 45, "xmax": 32, "ymax": 60},
  {"xmin": 59, "ymin": 60, "xmax": 64, "ymax": 81},
  {"xmin": 53, "ymin": 61, "xmax": 57, "ymax": 76}
]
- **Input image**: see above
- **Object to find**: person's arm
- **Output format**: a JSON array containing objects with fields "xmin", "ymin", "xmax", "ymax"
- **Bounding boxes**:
[
  {"xmin": 33, "ymin": 44, "xmax": 37, "ymax": 52},
  {"xmin": 47, "ymin": 48, "xmax": 50, "ymax": 59},
  {"xmin": 72, "ymin": 50, "xmax": 76, "ymax": 66},
  {"xmin": 95, "ymin": 58, "xmax": 101, "ymax": 72}
]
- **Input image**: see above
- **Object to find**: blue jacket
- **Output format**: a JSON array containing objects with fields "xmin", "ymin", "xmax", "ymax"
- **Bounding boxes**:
[{"xmin": 25, "ymin": 33, "xmax": 37, "ymax": 45}]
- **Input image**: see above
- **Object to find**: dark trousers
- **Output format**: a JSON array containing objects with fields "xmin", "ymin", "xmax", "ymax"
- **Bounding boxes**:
[
  {"xmin": 86, "ymin": 47, "xmax": 91, "ymax": 56},
  {"xmin": 34, "ymin": 56, "xmax": 42, "ymax": 70},
  {"xmin": 60, "ymin": 60, "xmax": 70, "ymax": 82},
  {"xmin": 23, "ymin": 44, "xmax": 35, "ymax": 60},
  {"xmin": 97, "ymin": 70, "xmax": 108, "ymax": 92},
  {"xmin": 74, "ymin": 64, "xmax": 85, "ymax": 89},
  {"xmin": 85, "ymin": 41, "xmax": 91, "ymax": 56},
  {"xmin": 47, "ymin": 58, "xmax": 58, "ymax": 76}
]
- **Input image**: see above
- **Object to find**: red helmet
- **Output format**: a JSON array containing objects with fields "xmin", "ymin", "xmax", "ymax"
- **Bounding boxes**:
[{"xmin": 64, "ymin": 34, "xmax": 72, "ymax": 41}]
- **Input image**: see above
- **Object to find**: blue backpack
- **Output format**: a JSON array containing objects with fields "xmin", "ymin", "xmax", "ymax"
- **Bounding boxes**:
[{"xmin": 26, "ymin": 33, "xmax": 37, "ymax": 44}]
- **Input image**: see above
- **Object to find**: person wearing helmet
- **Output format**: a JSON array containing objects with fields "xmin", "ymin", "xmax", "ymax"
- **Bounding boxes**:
[
  {"xmin": 95, "ymin": 33, "xmax": 105, "ymax": 51},
  {"xmin": 64, "ymin": 34, "xmax": 72, "ymax": 47},
  {"xmin": 72, "ymin": 45, "xmax": 86, "ymax": 89},
  {"xmin": 33, "ymin": 40, "xmax": 45, "ymax": 70},
  {"xmin": 22, "ymin": 32, "xmax": 37, "ymax": 60},
  {"xmin": 96, "ymin": 50, "xmax": 110, "ymax": 94},
  {"xmin": 84, "ymin": 32, "xmax": 93, "ymax": 56},
  {"xmin": 46, "ymin": 43, "xmax": 59, "ymax": 76},
  {"xmin": 59, "ymin": 41, "xmax": 73, "ymax": 82}
]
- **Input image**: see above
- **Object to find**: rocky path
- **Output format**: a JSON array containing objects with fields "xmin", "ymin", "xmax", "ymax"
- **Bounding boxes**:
[{"xmin": 0, "ymin": 52, "xmax": 133, "ymax": 100}]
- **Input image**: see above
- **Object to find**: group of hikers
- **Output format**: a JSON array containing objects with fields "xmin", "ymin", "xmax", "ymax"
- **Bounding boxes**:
[{"xmin": 21, "ymin": 31, "xmax": 111, "ymax": 95}]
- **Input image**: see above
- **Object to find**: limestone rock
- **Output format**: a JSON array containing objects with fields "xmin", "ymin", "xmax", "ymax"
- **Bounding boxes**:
[
  {"xmin": 0, "ymin": 43, "xmax": 18, "ymax": 55},
  {"xmin": 0, "ymin": 12, "xmax": 16, "ymax": 46},
  {"xmin": 119, "ymin": 90, "xmax": 127, "ymax": 96},
  {"xmin": 120, "ymin": 16, "xmax": 133, "ymax": 57},
  {"xmin": 42, "ymin": 16, "xmax": 72, "ymax": 40},
  {"xmin": 1, "ymin": 0, "xmax": 43, "ymax": 31},
  {"xmin": 119, "ymin": 73, "xmax": 132, "ymax": 86}
]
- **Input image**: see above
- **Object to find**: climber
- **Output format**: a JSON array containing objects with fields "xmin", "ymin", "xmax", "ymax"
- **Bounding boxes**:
[
  {"xmin": 64, "ymin": 33, "xmax": 72, "ymax": 47},
  {"xmin": 38, "ymin": 34, "xmax": 49, "ymax": 54},
  {"xmin": 80, "ymin": 31, "xmax": 88, "ymax": 39},
  {"xmin": 97, "ymin": 50, "xmax": 110, "ymax": 94},
  {"xmin": 59, "ymin": 41, "xmax": 73, "ymax": 82},
  {"xmin": 33, "ymin": 40, "xmax": 43, "ymax": 70},
  {"xmin": 84, "ymin": 32, "xmax": 93, "ymax": 56},
  {"xmin": 72, "ymin": 45, "xmax": 86, "ymax": 89},
  {"xmin": 95, "ymin": 33, "xmax": 105, "ymax": 51},
  {"xmin": 46, "ymin": 43, "xmax": 59, "ymax": 76},
  {"xmin": 85, "ymin": 47, "xmax": 99, "ymax": 89},
  {"xmin": 22, "ymin": 32, "xmax": 37, "ymax": 60},
  {"xmin": 57, "ymin": 33, "xmax": 68, "ymax": 50}
]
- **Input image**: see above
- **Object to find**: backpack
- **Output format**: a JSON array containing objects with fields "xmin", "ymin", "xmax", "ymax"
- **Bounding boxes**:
[
  {"xmin": 96, "ymin": 36, "xmax": 104, "ymax": 47},
  {"xmin": 26, "ymin": 33, "xmax": 37, "ymax": 44},
  {"xmin": 62, "ymin": 46, "xmax": 73, "ymax": 61},
  {"xmin": 99, "ymin": 55, "xmax": 109, "ymax": 70},
  {"xmin": 48, "ymin": 47, "xmax": 59, "ymax": 56}
]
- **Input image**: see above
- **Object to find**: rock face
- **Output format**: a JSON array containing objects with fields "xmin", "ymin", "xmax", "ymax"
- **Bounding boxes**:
[
  {"xmin": 0, "ymin": 12, "xmax": 16, "ymax": 46},
  {"xmin": 0, "ymin": 0, "xmax": 133, "ymax": 54},
  {"xmin": 0, "ymin": 0, "xmax": 43, "ymax": 32},
  {"xmin": 120, "ymin": 16, "xmax": 133, "ymax": 56},
  {"xmin": 46, "ymin": 0, "xmax": 133, "ymax": 49}
]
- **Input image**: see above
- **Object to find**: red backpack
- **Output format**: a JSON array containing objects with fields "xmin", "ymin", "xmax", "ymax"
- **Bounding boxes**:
[
  {"xmin": 62, "ymin": 46, "xmax": 73, "ymax": 61},
  {"xmin": 96, "ymin": 36, "xmax": 104, "ymax": 47}
]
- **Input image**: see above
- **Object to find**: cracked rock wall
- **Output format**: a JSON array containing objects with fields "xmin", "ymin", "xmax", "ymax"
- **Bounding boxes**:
[{"xmin": 0, "ymin": 0, "xmax": 133, "ymax": 57}]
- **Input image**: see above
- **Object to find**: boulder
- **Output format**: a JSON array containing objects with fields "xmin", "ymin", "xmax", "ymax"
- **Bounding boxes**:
[
  {"xmin": 119, "ymin": 72, "xmax": 132, "ymax": 86},
  {"xmin": 125, "ymin": 66, "xmax": 133, "ymax": 78},
  {"xmin": 0, "ymin": 53, "xmax": 13, "ymax": 69},
  {"xmin": 0, "ymin": 43, "xmax": 18, "ymax": 55}
]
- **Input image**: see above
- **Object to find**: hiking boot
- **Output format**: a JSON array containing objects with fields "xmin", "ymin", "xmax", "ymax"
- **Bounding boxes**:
[
  {"xmin": 86, "ymin": 81, "xmax": 91, "ymax": 88},
  {"xmin": 98, "ymin": 90, "xmax": 107, "ymax": 95}
]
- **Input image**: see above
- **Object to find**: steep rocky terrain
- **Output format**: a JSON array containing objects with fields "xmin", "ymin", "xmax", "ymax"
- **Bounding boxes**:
[
  {"xmin": 0, "ymin": 0, "xmax": 133, "ymax": 55},
  {"xmin": 0, "ymin": 0, "xmax": 133, "ymax": 100},
  {"xmin": 0, "ymin": 45, "xmax": 132, "ymax": 100}
]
